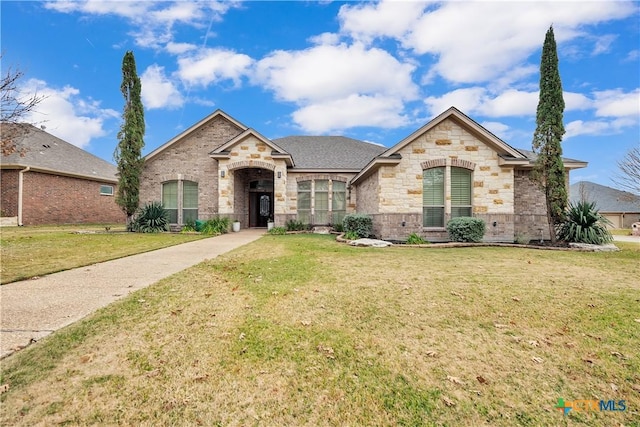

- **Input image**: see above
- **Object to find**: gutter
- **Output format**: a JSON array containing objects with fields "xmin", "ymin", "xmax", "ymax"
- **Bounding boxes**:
[{"xmin": 18, "ymin": 166, "xmax": 30, "ymax": 226}]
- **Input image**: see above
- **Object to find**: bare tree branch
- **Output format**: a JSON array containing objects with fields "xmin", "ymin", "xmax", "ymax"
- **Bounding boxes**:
[
  {"xmin": 1, "ymin": 55, "xmax": 47, "ymax": 156},
  {"xmin": 612, "ymin": 146, "xmax": 640, "ymax": 196}
]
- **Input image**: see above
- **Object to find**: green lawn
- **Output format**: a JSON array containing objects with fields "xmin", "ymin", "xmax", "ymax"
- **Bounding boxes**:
[
  {"xmin": 0, "ymin": 224, "xmax": 207, "ymax": 284},
  {"xmin": 1, "ymin": 234, "xmax": 638, "ymax": 426}
]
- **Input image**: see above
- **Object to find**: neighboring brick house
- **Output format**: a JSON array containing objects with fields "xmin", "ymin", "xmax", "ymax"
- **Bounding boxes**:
[
  {"xmin": 138, "ymin": 107, "xmax": 587, "ymax": 242},
  {"xmin": 570, "ymin": 181, "xmax": 640, "ymax": 229},
  {"xmin": 0, "ymin": 123, "xmax": 125, "ymax": 226}
]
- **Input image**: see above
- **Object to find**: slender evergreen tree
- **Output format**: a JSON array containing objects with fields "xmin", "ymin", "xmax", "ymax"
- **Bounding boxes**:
[
  {"xmin": 532, "ymin": 26, "xmax": 567, "ymax": 243},
  {"xmin": 114, "ymin": 50, "xmax": 145, "ymax": 226}
]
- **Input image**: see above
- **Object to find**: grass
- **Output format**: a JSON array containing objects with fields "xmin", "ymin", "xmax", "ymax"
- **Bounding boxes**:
[
  {"xmin": 1, "ymin": 235, "xmax": 638, "ymax": 426},
  {"xmin": 0, "ymin": 224, "xmax": 208, "ymax": 284}
]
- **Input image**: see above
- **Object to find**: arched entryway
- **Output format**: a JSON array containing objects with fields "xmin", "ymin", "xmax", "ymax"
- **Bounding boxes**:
[
  {"xmin": 231, "ymin": 167, "xmax": 274, "ymax": 228},
  {"xmin": 248, "ymin": 178, "xmax": 273, "ymax": 227}
]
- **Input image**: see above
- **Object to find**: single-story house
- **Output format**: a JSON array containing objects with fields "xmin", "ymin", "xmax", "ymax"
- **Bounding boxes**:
[
  {"xmin": 570, "ymin": 181, "xmax": 640, "ymax": 229},
  {"xmin": 139, "ymin": 107, "xmax": 587, "ymax": 242},
  {"xmin": 0, "ymin": 123, "xmax": 125, "ymax": 226}
]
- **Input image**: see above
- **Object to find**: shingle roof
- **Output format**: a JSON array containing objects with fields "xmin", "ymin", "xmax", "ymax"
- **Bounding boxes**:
[
  {"xmin": 1, "ymin": 123, "xmax": 117, "ymax": 182},
  {"xmin": 570, "ymin": 181, "xmax": 640, "ymax": 212},
  {"xmin": 515, "ymin": 148, "xmax": 586, "ymax": 165},
  {"xmin": 272, "ymin": 136, "xmax": 387, "ymax": 170}
]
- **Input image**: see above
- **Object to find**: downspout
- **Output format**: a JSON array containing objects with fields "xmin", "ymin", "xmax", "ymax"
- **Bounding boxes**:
[{"xmin": 18, "ymin": 166, "xmax": 30, "ymax": 226}]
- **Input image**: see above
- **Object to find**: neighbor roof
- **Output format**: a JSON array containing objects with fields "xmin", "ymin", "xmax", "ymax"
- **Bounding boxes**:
[
  {"xmin": 1, "ymin": 123, "xmax": 117, "ymax": 182},
  {"xmin": 570, "ymin": 181, "xmax": 640, "ymax": 212},
  {"xmin": 272, "ymin": 136, "xmax": 387, "ymax": 170}
]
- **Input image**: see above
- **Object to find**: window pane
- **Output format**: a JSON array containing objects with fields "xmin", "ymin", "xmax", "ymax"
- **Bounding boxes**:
[
  {"xmin": 298, "ymin": 181, "xmax": 311, "ymax": 191},
  {"xmin": 100, "ymin": 185, "xmax": 113, "ymax": 195},
  {"xmin": 451, "ymin": 168, "xmax": 471, "ymax": 206},
  {"xmin": 183, "ymin": 181, "xmax": 198, "ymax": 209},
  {"xmin": 423, "ymin": 168, "xmax": 444, "ymax": 205},
  {"xmin": 332, "ymin": 182, "xmax": 346, "ymax": 210},
  {"xmin": 451, "ymin": 207, "xmax": 472, "ymax": 218},
  {"xmin": 162, "ymin": 182, "xmax": 178, "ymax": 209},
  {"xmin": 315, "ymin": 180, "xmax": 328, "ymax": 191},
  {"xmin": 298, "ymin": 191, "xmax": 311, "ymax": 210},
  {"xmin": 183, "ymin": 209, "xmax": 198, "ymax": 223},
  {"xmin": 423, "ymin": 207, "xmax": 444, "ymax": 228},
  {"xmin": 298, "ymin": 181, "xmax": 311, "ymax": 223}
]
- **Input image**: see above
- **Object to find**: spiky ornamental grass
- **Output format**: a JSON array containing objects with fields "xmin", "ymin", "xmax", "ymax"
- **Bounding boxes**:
[
  {"xmin": 131, "ymin": 201, "xmax": 169, "ymax": 233},
  {"xmin": 556, "ymin": 201, "xmax": 613, "ymax": 245}
]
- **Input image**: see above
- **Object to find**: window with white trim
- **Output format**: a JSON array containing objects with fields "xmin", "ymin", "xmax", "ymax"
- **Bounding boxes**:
[
  {"xmin": 100, "ymin": 185, "xmax": 114, "ymax": 196},
  {"xmin": 162, "ymin": 180, "xmax": 198, "ymax": 224},
  {"xmin": 423, "ymin": 166, "xmax": 472, "ymax": 228},
  {"xmin": 297, "ymin": 179, "xmax": 347, "ymax": 225}
]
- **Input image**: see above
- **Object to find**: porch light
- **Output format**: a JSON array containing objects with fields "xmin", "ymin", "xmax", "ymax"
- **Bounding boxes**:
[
  {"xmin": 277, "ymin": 171, "xmax": 282, "ymax": 179},
  {"xmin": 221, "ymin": 170, "xmax": 225, "ymax": 178}
]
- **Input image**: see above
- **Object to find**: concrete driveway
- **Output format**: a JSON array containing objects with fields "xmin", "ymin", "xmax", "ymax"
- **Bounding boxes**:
[{"xmin": 0, "ymin": 229, "xmax": 264, "ymax": 359}]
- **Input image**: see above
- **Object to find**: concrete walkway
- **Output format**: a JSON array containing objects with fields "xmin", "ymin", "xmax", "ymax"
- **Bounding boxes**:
[
  {"xmin": 0, "ymin": 229, "xmax": 264, "ymax": 359},
  {"xmin": 612, "ymin": 234, "xmax": 640, "ymax": 243}
]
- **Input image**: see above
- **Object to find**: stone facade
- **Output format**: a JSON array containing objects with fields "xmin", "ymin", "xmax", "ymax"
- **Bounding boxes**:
[
  {"xmin": 356, "ymin": 118, "xmax": 517, "ymax": 241},
  {"xmin": 0, "ymin": 170, "xmax": 124, "ymax": 225}
]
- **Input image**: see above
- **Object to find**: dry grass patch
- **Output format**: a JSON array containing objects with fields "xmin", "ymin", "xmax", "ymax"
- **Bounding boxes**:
[
  {"xmin": 0, "ymin": 224, "xmax": 208, "ymax": 284},
  {"xmin": 1, "ymin": 235, "xmax": 638, "ymax": 426}
]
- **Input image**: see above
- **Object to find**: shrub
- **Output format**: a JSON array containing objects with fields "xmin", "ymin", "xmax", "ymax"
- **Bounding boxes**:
[
  {"xmin": 406, "ymin": 233, "xmax": 427, "ymax": 245},
  {"xmin": 342, "ymin": 214, "xmax": 372, "ymax": 238},
  {"xmin": 343, "ymin": 230, "xmax": 359, "ymax": 240},
  {"xmin": 332, "ymin": 222, "xmax": 344, "ymax": 233},
  {"xmin": 268, "ymin": 226, "xmax": 287, "ymax": 235},
  {"xmin": 200, "ymin": 217, "xmax": 230, "ymax": 235},
  {"xmin": 556, "ymin": 201, "xmax": 613, "ymax": 244},
  {"xmin": 181, "ymin": 219, "xmax": 197, "ymax": 233},
  {"xmin": 446, "ymin": 217, "xmax": 485, "ymax": 242},
  {"xmin": 131, "ymin": 201, "xmax": 169, "ymax": 233},
  {"xmin": 285, "ymin": 219, "xmax": 307, "ymax": 231}
]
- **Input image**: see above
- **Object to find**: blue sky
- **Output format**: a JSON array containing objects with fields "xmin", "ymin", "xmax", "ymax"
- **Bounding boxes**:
[{"xmin": 2, "ymin": 1, "xmax": 639, "ymax": 189}]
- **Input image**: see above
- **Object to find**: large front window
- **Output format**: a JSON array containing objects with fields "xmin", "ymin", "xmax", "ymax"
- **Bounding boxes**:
[
  {"xmin": 423, "ymin": 167, "xmax": 472, "ymax": 227},
  {"xmin": 162, "ymin": 180, "xmax": 198, "ymax": 224},
  {"xmin": 297, "ymin": 179, "xmax": 347, "ymax": 225}
]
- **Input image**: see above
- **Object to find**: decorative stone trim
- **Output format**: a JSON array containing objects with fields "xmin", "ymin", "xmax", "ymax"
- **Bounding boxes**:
[
  {"xmin": 451, "ymin": 158, "xmax": 476, "ymax": 170},
  {"xmin": 160, "ymin": 174, "xmax": 199, "ymax": 183},
  {"xmin": 421, "ymin": 158, "xmax": 446, "ymax": 170},
  {"xmin": 227, "ymin": 160, "xmax": 275, "ymax": 171},
  {"xmin": 296, "ymin": 174, "xmax": 348, "ymax": 183}
]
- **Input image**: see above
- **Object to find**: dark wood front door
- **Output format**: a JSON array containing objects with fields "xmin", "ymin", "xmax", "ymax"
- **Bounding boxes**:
[{"xmin": 249, "ymin": 192, "xmax": 272, "ymax": 228}]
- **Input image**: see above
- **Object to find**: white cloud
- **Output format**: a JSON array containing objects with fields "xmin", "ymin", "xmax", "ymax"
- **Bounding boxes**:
[
  {"xmin": 338, "ymin": 1, "xmax": 427, "ymax": 44},
  {"xmin": 292, "ymin": 95, "xmax": 408, "ymax": 133},
  {"xmin": 339, "ymin": 1, "xmax": 636, "ymax": 85},
  {"xmin": 177, "ymin": 48, "xmax": 253, "ymax": 87},
  {"xmin": 20, "ymin": 79, "xmax": 118, "ymax": 148},
  {"xmin": 255, "ymin": 43, "xmax": 418, "ymax": 103},
  {"xmin": 166, "ymin": 41, "xmax": 197, "ymax": 55},
  {"xmin": 593, "ymin": 89, "xmax": 640, "ymax": 117},
  {"xmin": 141, "ymin": 64, "xmax": 184, "ymax": 110},
  {"xmin": 45, "ymin": 1, "xmax": 238, "ymax": 51}
]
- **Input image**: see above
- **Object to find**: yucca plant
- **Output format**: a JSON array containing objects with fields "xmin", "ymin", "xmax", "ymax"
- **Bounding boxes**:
[
  {"xmin": 131, "ymin": 201, "xmax": 169, "ymax": 233},
  {"xmin": 556, "ymin": 201, "xmax": 613, "ymax": 244}
]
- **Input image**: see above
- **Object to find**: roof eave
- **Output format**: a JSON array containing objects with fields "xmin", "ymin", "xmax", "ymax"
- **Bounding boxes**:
[
  {"xmin": 351, "ymin": 156, "xmax": 402, "ymax": 186},
  {"xmin": 0, "ymin": 164, "xmax": 117, "ymax": 183}
]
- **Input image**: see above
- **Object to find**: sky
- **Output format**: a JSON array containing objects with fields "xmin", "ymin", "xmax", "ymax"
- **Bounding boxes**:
[{"xmin": 2, "ymin": 0, "xmax": 639, "ymax": 190}]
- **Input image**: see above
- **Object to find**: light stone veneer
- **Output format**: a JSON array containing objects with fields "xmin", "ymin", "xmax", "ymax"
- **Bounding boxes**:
[{"xmin": 377, "ymin": 119, "xmax": 514, "ymax": 215}]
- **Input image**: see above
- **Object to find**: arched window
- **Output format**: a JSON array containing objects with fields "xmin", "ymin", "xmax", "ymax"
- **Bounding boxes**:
[
  {"xmin": 297, "ymin": 179, "xmax": 347, "ymax": 225},
  {"xmin": 423, "ymin": 166, "xmax": 472, "ymax": 228},
  {"xmin": 162, "ymin": 180, "xmax": 198, "ymax": 224}
]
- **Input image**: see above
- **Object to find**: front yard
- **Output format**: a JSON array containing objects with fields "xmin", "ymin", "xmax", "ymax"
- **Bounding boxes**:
[{"xmin": 1, "ymin": 234, "xmax": 638, "ymax": 426}]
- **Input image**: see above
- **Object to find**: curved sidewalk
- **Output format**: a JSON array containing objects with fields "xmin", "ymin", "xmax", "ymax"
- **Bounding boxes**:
[{"xmin": 0, "ymin": 229, "xmax": 264, "ymax": 359}]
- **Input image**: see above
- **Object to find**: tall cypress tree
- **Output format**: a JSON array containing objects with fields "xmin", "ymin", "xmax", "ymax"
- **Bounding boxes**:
[
  {"xmin": 532, "ymin": 26, "xmax": 567, "ymax": 244},
  {"xmin": 114, "ymin": 50, "xmax": 145, "ymax": 227}
]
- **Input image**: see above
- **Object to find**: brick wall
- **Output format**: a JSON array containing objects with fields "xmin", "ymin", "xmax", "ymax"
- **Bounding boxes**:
[
  {"xmin": 19, "ymin": 171, "xmax": 124, "ymax": 225},
  {"xmin": 513, "ymin": 169, "xmax": 551, "ymax": 241},
  {"xmin": 0, "ymin": 169, "xmax": 19, "ymax": 216},
  {"xmin": 139, "ymin": 115, "xmax": 244, "ymax": 221}
]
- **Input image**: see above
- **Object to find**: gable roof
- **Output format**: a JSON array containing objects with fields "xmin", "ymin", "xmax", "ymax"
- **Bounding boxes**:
[
  {"xmin": 145, "ymin": 109, "xmax": 247, "ymax": 161},
  {"xmin": 1, "ymin": 123, "xmax": 117, "ymax": 182},
  {"xmin": 210, "ymin": 128, "xmax": 294, "ymax": 167},
  {"xmin": 570, "ymin": 181, "xmax": 640, "ymax": 212},
  {"xmin": 512, "ymin": 148, "xmax": 588, "ymax": 170},
  {"xmin": 272, "ymin": 136, "xmax": 387, "ymax": 170}
]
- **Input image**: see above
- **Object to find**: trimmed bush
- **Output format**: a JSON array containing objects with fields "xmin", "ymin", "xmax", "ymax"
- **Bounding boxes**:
[
  {"xmin": 131, "ymin": 201, "xmax": 169, "ymax": 233},
  {"xmin": 446, "ymin": 217, "xmax": 485, "ymax": 242},
  {"xmin": 342, "ymin": 214, "xmax": 373, "ymax": 238},
  {"xmin": 556, "ymin": 201, "xmax": 613, "ymax": 244},
  {"xmin": 343, "ymin": 230, "xmax": 359, "ymax": 240}
]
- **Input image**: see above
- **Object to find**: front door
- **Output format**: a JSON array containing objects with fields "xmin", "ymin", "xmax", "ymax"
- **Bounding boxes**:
[{"xmin": 249, "ymin": 192, "xmax": 273, "ymax": 227}]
